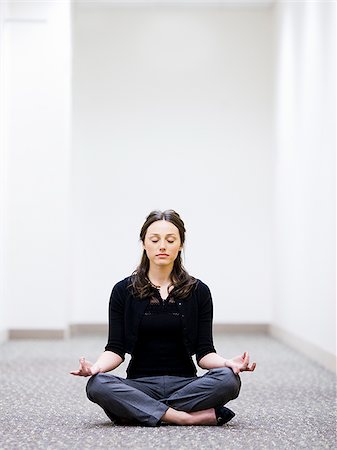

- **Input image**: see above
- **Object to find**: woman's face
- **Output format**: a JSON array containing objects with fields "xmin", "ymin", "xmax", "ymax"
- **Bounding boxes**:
[{"xmin": 143, "ymin": 220, "xmax": 182, "ymax": 268}]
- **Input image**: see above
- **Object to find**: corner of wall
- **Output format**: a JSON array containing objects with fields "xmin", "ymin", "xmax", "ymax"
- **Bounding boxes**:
[{"xmin": 269, "ymin": 324, "xmax": 336, "ymax": 374}]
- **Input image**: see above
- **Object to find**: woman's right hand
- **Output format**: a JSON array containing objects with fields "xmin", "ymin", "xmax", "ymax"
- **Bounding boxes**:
[{"xmin": 70, "ymin": 357, "xmax": 101, "ymax": 377}]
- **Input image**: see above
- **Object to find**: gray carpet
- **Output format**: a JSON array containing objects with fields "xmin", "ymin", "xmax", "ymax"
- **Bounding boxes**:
[{"xmin": 0, "ymin": 333, "xmax": 336, "ymax": 449}]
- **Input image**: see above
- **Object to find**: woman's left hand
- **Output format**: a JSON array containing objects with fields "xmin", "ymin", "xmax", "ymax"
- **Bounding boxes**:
[{"xmin": 225, "ymin": 352, "xmax": 256, "ymax": 374}]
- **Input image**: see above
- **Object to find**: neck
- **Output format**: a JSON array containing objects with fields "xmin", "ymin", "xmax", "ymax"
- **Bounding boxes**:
[{"xmin": 148, "ymin": 264, "xmax": 174, "ymax": 287}]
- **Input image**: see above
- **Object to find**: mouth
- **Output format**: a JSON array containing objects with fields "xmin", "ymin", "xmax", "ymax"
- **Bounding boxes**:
[{"xmin": 156, "ymin": 254, "xmax": 169, "ymax": 257}]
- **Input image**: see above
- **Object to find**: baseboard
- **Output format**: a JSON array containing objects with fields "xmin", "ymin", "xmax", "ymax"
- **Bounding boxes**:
[
  {"xmin": 213, "ymin": 323, "xmax": 269, "ymax": 333},
  {"xmin": 269, "ymin": 324, "xmax": 337, "ymax": 374},
  {"xmin": 69, "ymin": 323, "xmax": 108, "ymax": 336},
  {"xmin": 8, "ymin": 329, "xmax": 66, "ymax": 339},
  {"xmin": 68, "ymin": 323, "xmax": 269, "ymax": 336}
]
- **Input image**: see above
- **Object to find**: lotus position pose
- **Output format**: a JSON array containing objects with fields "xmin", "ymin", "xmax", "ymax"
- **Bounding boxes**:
[{"xmin": 71, "ymin": 210, "xmax": 256, "ymax": 426}]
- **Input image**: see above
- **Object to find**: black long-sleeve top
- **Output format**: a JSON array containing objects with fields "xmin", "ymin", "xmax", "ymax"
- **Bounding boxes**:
[
  {"xmin": 105, "ymin": 277, "xmax": 217, "ymax": 375},
  {"xmin": 126, "ymin": 294, "xmax": 198, "ymax": 378}
]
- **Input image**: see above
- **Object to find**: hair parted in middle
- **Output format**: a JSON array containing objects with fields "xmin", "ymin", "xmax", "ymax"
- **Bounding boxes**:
[{"xmin": 129, "ymin": 210, "xmax": 196, "ymax": 299}]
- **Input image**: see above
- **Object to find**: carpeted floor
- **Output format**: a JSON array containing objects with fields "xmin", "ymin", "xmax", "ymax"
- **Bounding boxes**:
[{"xmin": 0, "ymin": 333, "xmax": 336, "ymax": 449}]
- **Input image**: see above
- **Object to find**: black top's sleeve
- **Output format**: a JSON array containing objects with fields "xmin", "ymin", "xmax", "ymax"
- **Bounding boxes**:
[
  {"xmin": 195, "ymin": 282, "xmax": 217, "ymax": 362},
  {"xmin": 104, "ymin": 282, "xmax": 126, "ymax": 359}
]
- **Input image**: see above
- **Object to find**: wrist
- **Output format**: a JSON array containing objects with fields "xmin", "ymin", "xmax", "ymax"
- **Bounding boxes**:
[
  {"xmin": 91, "ymin": 364, "xmax": 102, "ymax": 374},
  {"xmin": 224, "ymin": 359, "xmax": 232, "ymax": 369}
]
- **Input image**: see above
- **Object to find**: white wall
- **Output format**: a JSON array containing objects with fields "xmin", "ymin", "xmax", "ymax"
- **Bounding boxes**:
[
  {"xmin": 2, "ymin": 1, "xmax": 71, "ymax": 331},
  {"xmin": 273, "ymin": 2, "xmax": 336, "ymax": 358},
  {"xmin": 71, "ymin": 4, "xmax": 274, "ymax": 324},
  {"xmin": 0, "ymin": 1, "xmax": 9, "ymax": 341}
]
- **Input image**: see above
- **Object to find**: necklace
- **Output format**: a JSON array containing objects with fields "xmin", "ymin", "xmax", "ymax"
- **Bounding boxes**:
[{"xmin": 148, "ymin": 279, "xmax": 161, "ymax": 289}]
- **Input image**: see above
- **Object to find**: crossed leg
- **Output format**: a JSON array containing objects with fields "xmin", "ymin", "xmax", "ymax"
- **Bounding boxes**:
[{"xmin": 86, "ymin": 368, "xmax": 241, "ymax": 427}]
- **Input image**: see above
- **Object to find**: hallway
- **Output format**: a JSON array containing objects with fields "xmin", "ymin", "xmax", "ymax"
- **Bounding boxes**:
[{"xmin": 0, "ymin": 2, "xmax": 335, "ymax": 448}]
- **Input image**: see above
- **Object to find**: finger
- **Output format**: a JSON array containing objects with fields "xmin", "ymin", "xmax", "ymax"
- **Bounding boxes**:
[
  {"xmin": 240, "ymin": 352, "xmax": 248, "ymax": 369},
  {"xmin": 244, "ymin": 362, "xmax": 256, "ymax": 372},
  {"xmin": 70, "ymin": 370, "xmax": 80, "ymax": 375},
  {"xmin": 249, "ymin": 362, "xmax": 257, "ymax": 371},
  {"xmin": 71, "ymin": 372, "xmax": 88, "ymax": 377},
  {"xmin": 79, "ymin": 357, "xmax": 87, "ymax": 372}
]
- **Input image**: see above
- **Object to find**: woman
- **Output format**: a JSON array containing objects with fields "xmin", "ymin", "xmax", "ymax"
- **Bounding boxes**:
[{"xmin": 71, "ymin": 210, "xmax": 256, "ymax": 426}]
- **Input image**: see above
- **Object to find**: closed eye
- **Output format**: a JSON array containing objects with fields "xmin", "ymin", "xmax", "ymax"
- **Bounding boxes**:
[{"xmin": 150, "ymin": 239, "xmax": 176, "ymax": 243}]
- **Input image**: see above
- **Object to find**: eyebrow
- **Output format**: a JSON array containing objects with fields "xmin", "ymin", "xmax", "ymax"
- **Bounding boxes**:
[{"xmin": 149, "ymin": 233, "xmax": 177, "ymax": 237}]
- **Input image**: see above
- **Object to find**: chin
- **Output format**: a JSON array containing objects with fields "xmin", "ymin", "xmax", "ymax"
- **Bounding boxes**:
[{"xmin": 153, "ymin": 260, "xmax": 171, "ymax": 266}]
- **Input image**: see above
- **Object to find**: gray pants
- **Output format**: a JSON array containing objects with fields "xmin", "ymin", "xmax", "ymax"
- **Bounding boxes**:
[{"xmin": 86, "ymin": 368, "xmax": 241, "ymax": 427}]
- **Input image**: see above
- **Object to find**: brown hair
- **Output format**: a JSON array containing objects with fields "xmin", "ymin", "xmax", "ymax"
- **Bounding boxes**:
[{"xmin": 130, "ymin": 210, "xmax": 196, "ymax": 299}]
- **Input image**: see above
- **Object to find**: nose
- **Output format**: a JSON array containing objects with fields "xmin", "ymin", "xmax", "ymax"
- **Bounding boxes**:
[{"xmin": 159, "ymin": 240, "xmax": 166, "ymax": 251}]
